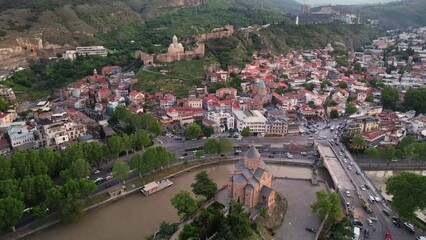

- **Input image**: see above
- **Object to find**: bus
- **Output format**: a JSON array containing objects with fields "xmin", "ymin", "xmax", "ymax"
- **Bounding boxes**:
[
  {"xmin": 94, "ymin": 177, "xmax": 104, "ymax": 185},
  {"xmin": 353, "ymin": 226, "xmax": 361, "ymax": 240}
]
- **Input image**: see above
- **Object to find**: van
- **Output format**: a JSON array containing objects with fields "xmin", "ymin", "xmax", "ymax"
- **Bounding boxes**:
[
  {"xmin": 382, "ymin": 209, "xmax": 390, "ymax": 216},
  {"xmin": 368, "ymin": 196, "xmax": 375, "ymax": 203}
]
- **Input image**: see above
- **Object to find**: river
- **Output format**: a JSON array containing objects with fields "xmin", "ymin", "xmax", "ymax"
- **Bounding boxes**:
[{"xmin": 28, "ymin": 163, "xmax": 328, "ymax": 240}]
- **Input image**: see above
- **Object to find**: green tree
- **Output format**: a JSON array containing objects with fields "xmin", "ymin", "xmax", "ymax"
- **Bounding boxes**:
[
  {"xmin": 381, "ymin": 86, "xmax": 399, "ymax": 110},
  {"xmin": 347, "ymin": 95, "xmax": 356, "ymax": 102},
  {"xmin": 171, "ymin": 191, "xmax": 197, "ymax": 219},
  {"xmin": 202, "ymin": 125, "xmax": 215, "ymax": 138},
  {"xmin": 345, "ymin": 102, "xmax": 357, "ymax": 115},
  {"xmin": 82, "ymin": 142, "xmax": 104, "ymax": 167},
  {"xmin": 185, "ymin": 123, "xmax": 202, "ymax": 140},
  {"xmin": 130, "ymin": 154, "xmax": 146, "ymax": 178},
  {"xmin": 0, "ymin": 179, "xmax": 24, "ymax": 200},
  {"xmin": 225, "ymin": 201, "xmax": 252, "ymax": 239},
  {"xmin": 69, "ymin": 159, "xmax": 91, "ymax": 179},
  {"xmin": 386, "ymin": 172, "xmax": 426, "ymax": 218},
  {"xmin": 353, "ymin": 62, "xmax": 362, "ymax": 73},
  {"xmin": 398, "ymin": 136, "xmax": 416, "ymax": 149},
  {"xmin": 158, "ymin": 221, "xmax": 177, "ymax": 238},
  {"xmin": 112, "ymin": 160, "xmax": 130, "ymax": 184},
  {"xmin": 203, "ymin": 139, "xmax": 219, "ymax": 154},
  {"xmin": 366, "ymin": 95, "xmax": 374, "ymax": 103},
  {"xmin": 218, "ymin": 138, "xmax": 233, "ymax": 154},
  {"xmin": 311, "ymin": 190, "xmax": 343, "ymax": 221},
  {"xmin": 191, "ymin": 171, "xmax": 217, "ymax": 199},
  {"xmin": 352, "ymin": 134, "xmax": 365, "ymax": 147},
  {"xmin": 121, "ymin": 134, "xmax": 132, "ymax": 156},
  {"xmin": 0, "ymin": 197, "xmax": 25, "ymax": 231},
  {"xmin": 330, "ymin": 109, "xmax": 339, "ymax": 119},
  {"xmin": 365, "ymin": 148, "xmax": 379, "ymax": 160},
  {"xmin": 107, "ymin": 135, "xmax": 124, "ymax": 159},
  {"xmin": 403, "ymin": 88, "xmax": 426, "ymax": 114},
  {"xmin": 0, "ymin": 156, "xmax": 15, "ymax": 180},
  {"xmin": 133, "ymin": 130, "xmax": 151, "ymax": 151},
  {"xmin": 338, "ymin": 82, "xmax": 348, "ymax": 89},
  {"xmin": 241, "ymin": 127, "xmax": 250, "ymax": 137},
  {"xmin": 379, "ymin": 146, "xmax": 396, "ymax": 161}
]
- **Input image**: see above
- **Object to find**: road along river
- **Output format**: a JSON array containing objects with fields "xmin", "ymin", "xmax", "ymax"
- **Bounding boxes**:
[{"xmin": 28, "ymin": 163, "xmax": 331, "ymax": 240}]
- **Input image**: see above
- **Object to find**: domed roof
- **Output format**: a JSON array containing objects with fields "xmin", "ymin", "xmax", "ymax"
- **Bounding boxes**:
[{"xmin": 245, "ymin": 145, "xmax": 260, "ymax": 159}]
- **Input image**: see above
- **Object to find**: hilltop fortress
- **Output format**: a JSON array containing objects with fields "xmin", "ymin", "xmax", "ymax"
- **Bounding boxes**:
[{"xmin": 135, "ymin": 25, "xmax": 234, "ymax": 64}]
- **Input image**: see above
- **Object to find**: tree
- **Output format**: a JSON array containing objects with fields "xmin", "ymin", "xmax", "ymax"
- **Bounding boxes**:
[
  {"xmin": 241, "ymin": 127, "xmax": 250, "ymax": 137},
  {"xmin": 121, "ymin": 134, "xmax": 132, "ymax": 156},
  {"xmin": 378, "ymin": 146, "xmax": 396, "ymax": 161},
  {"xmin": 130, "ymin": 154, "xmax": 146, "ymax": 178},
  {"xmin": 171, "ymin": 191, "xmax": 197, "ymax": 219},
  {"xmin": 404, "ymin": 88, "xmax": 426, "ymax": 114},
  {"xmin": 158, "ymin": 221, "xmax": 177, "ymax": 238},
  {"xmin": 347, "ymin": 95, "xmax": 356, "ymax": 102},
  {"xmin": 112, "ymin": 160, "xmax": 130, "ymax": 184},
  {"xmin": 69, "ymin": 159, "xmax": 91, "ymax": 179},
  {"xmin": 345, "ymin": 102, "xmax": 357, "ymax": 115},
  {"xmin": 133, "ymin": 130, "xmax": 151, "ymax": 151},
  {"xmin": 381, "ymin": 87, "xmax": 399, "ymax": 110},
  {"xmin": 365, "ymin": 148, "xmax": 379, "ymax": 160},
  {"xmin": 107, "ymin": 135, "xmax": 124, "ymax": 159},
  {"xmin": 386, "ymin": 172, "xmax": 426, "ymax": 218},
  {"xmin": 218, "ymin": 138, "xmax": 233, "ymax": 154},
  {"xmin": 225, "ymin": 201, "xmax": 252, "ymax": 239},
  {"xmin": 338, "ymin": 82, "xmax": 348, "ymax": 89},
  {"xmin": 353, "ymin": 62, "xmax": 362, "ymax": 73},
  {"xmin": 191, "ymin": 171, "xmax": 217, "ymax": 199},
  {"xmin": 82, "ymin": 142, "xmax": 104, "ymax": 167},
  {"xmin": 0, "ymin": 197, "xmax": 25, "ymax": 231},
  {"xmin": 311, "ymin": 190, "xmax": 343, "ymax": 221},
  {"xmin": 330, "ymin": 109, "xmax": 339, "ymax": 119},
  {"xmin": 352, "ymin": 134, "xmax": 365, "ymax": 147},
  {"xmin": 398, "ymin": 136, "xmax": 416, "ymax": 149},
  {"xmin": 366, "ymin": 95, "xmax": 374, "ymax": 103},
  {"xmin": 203, "ymin": 139, "xmax": 219, "ymax": 154},
  {"xmin": 0, "ymin": 156, "xmax": 14, "ymax": 180},
  {"xmin": 202, "ymin": 125, "xmax": 215, "ymax": 138},
  {"xmin": 185, "ymin": 123, "xmax": 201, "ymax": 140}
]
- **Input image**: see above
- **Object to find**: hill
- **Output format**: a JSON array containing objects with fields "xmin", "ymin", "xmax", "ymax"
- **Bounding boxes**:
[{"xmin": 361, "ymin": 0, "xmax": 426, "ymax": 29}]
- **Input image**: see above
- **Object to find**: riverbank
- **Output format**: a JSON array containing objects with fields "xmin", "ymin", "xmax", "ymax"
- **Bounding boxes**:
[{"xmin": 3, "ymin": 157, "xmax": 313, "ymax": 240}]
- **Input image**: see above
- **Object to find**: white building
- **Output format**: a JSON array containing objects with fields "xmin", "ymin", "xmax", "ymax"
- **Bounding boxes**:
[
  {"xmin": 8, "ymin": 125, "xmax": 43, "ymax": 149},
  {"xmin": 205, "ymin": 111, "xmax": 235, "ymax": 132},
  {"xmin": 65, "ymin": 46, "xmax": 108, "ymax": 60},
  {"xmin": 42, "ymin": 120, "xmax": 87, "ymax": 147},
  {"xmin": 233, "ymin": 110, "xmax": 267, "ymax": 134}
]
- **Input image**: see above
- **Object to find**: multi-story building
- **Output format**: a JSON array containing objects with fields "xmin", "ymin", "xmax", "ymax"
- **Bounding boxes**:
[
  {"xmin": 233, "ymin": 110, "xmax": 267, "ymax": 134},
  {"xmin": 8, "ymin": 125, "xmax": 43, "ymax": 150},
  {"xmin": 42, "ymin": 120, "xmax": 87, "ymax": 147},
  {"xmin": 266, "ymin": 119, "xmax": 288, "ymax": 136},
  {"xmin": 205, "ymin": 111, "xmax": 235, "ymax": 132}
]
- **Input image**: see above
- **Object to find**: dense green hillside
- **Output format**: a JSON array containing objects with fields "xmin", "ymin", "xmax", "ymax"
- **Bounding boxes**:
[
  {"xmin": 0, "ymin": 0, "xmax": 299, "ymax": 46},
  {"xmin": 259, "ymin": 23, "xmax": 381, "ymax": 52},
  {"xmin": 362, "ymin": 0, "xmax": 426, "ymax": 29},
  {"xmin": 97, "ymin": 0, "xmax": 294, "ymax": 53}
]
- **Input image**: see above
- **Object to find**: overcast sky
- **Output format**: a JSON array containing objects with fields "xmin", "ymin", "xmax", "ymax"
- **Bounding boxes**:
[{"xmin": 296, "ymin": 0, "xmax": 399, "ymax": 6}]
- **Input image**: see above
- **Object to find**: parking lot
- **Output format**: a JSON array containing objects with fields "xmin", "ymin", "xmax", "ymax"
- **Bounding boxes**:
[{"xmin": 273, "ymin": 179, "xmax": 327, "ymax": 240}]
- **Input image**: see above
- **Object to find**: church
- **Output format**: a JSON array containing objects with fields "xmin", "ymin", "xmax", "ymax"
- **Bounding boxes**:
[{"xmin": 228, "ymin": 145, "xmax": 276, "ymax": 210}]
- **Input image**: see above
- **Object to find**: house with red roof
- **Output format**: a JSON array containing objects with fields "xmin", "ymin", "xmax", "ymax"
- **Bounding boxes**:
[
  {"xmin": 159, "ymin": 93, "xmax": 176, "ymax": 108},
  {"xmin": 101, "ymin": 66, "xmax": 122, "ymax": 76},
  {"xmin": 362, "ymin": 130, "xmax": 386, "ymax": 147},
  {"xmin": 98, "ymin": 88, "xmax": 111, "ymax": 102},
  {"xmin": 129, "ymin": 91, "xmax": 145, "ymax": 103},
  {"xmin": 300, "ymin": 104, "xmax": 325, "ymax": 119}
]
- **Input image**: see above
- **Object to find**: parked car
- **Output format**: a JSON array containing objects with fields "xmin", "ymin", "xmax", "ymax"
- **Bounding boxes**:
[
  {"xmin": 365, "ymin": 184, "xmax": 370, "ymax": 189},
  {"xmin": 393, "ymin": 220, "xmax": 402, "ymax": 228},
  {"xmin": 385, "ymin": 233, "xmax": 391, "ymax": 240},
  {"xmin": 94, "ymin": 169, "xmax": 101, "ymax": 174},
  {"xmin": 404, "ymin": 222, "xmax": 415, "ymax": 233},
  {"xmin": 345, "ymin": 191, "xmax": 351, "ymax": 197},
  {"xmin": 367, "ymin": 219, "xmax": 373, "ymax": 226},
  {"xmin": 382, "ymin": 209, "xmax": 390, "ymax": 216},
  {"xmin": 364, "ymin": 229, "xmax": 370, "ymax": 238},
  {"xmin": 360, "ymin": 185, "xmax": 366, "ymax": 191},
  {"xmin": 305, "ymin": 227, "xmax": 317, "ymax": 233},
  {"xmin": 105, "ymin": 174, "xmax": 114, "ymax": 181}
]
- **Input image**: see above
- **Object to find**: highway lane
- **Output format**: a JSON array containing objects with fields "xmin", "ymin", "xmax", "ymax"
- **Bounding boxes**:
[{"xmin": 329, "ymin": 138, "xmax": 416, "ymax": 240}]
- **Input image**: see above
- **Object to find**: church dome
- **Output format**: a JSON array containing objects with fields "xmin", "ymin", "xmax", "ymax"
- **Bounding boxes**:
[{"xmin": 245, "ymin": 145, "xmax": 260, "ymax": 160}]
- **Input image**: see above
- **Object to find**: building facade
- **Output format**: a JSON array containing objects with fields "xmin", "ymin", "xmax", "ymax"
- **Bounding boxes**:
[
  {"xmin": 233, "ymin": 110, "xmax": 267, "ymax": 134},
  {"xmin": 228, "ymin": 145, "xmax": 276, "ymax": 210}
]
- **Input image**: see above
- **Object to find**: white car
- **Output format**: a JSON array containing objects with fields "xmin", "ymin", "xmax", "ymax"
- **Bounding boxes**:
[
  {"xmin": 360, "ymin": 185, "xmax": 366, "ymax": 191},
  {"xmin": 343, "ymin": 158, "xmax": 348, "ymax": 163},
  {"xmin": 367, "ymin": 219, "xmax": 373, "ymax": 226},
  {"xmin": 345, "ymin": 191, "xmax": 351, "ymax": 197},
  {"xmin": 94, "ymin": 169, "xmax": 101, "ymax": 174},
  {"xmin": 105, "ymin": 174, "xmax": 114, "ymax": 180},
  {"xmin": 235, "ymin": 149, "xmax": 242, "ymax": 153}
]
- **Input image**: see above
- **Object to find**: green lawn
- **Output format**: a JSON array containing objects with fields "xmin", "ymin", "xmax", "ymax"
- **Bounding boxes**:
[{"xmin": 134, "ymin": 58, "xmax": 216, "ymax": 98}]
